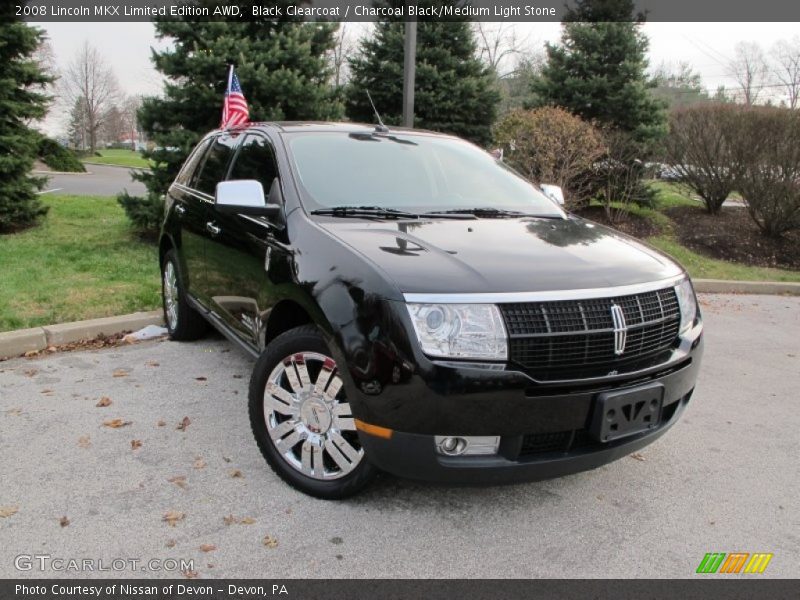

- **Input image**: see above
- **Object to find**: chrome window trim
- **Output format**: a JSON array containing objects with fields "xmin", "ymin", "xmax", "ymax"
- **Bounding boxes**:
[{"xmin": 403, "ymin": 274, "xmax": 687, "ymax": 304}]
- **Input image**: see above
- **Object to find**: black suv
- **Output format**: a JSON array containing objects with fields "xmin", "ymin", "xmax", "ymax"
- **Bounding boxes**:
[{"xmin": 159, "ymin": 122, "xmax": 703, "ymax": 499}]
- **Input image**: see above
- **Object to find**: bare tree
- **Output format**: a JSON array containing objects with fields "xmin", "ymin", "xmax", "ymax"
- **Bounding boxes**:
[
  {"xmin": 772, "ymin": 37, "xmax": 800, "ymax": 109},
  {"xmin": 329, "ymin": 25, "xmax": 356, "ymax": 88},
  {"xmin": 727, "ymin": 41, "xmax": 769, "ymax": 106},
  {"xmin": 61, "ymin": 41, "xmax": 119, "ymax": 154},
  {"xmin": 121, "ymin": 95, "xmax": 143, "ymax": 149},
  {"xmin": 474, "ymin": 23, "xmax": 537, "ymax": 79}
]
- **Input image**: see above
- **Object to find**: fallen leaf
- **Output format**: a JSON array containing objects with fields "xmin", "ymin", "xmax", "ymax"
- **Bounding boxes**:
[
  {"xmin": 222, "ymin": 456, "xmax": 231, "ymax": 463},
  {"xmin": 182, "ymin": 569, "xmax": 199, "ymax": 579},
  {"xmin": 162, "ymin": 511, "xmax": 185, "ymax": 527},
  {"xmin": 0, "ymin": 506, "xmax": 19, "ymax": 518},
  {"xmin": 146, "ymin": 361, "xmax": 160, "ymax": 367},
  {"xmin": 232, "ymin": 374, "xmax": 243, "ymax": 379},
  {"xmin": 168, "ymin": 476, "xmax": 187, "ymax": 489},
  {"xmin": 78, "ymin": 436, "xmax": 91, "ymax": 449},
  {"xmin": 193, "ymin": 458, "xmax": 206, "ymax": 470},
  {"xmin": 630, "ymin": 453, "xmax": 646, "ymax": 462},
  {"xmin": 176, "ymin": 416, "xmax": 191, "ymax": 431},
  {"xmin": 195, "ymin": 376, "xmax": 207, "ymax": 381},
  {"xmin": 165, "ymin": 539, "xmax": 176, "ymax": 548},
  {"xmin": 223, "ymin": 514, "xmax": 236, "ymax": 526},
  {"xmin": 239, "ymin": 517, "xmax": 256, "ymax": 525},
  {"xmin": 40, "ymin": 388, "xmax": 54, "ymax": 394},
  {"xmin": 112, "ymin": 369, "xmax": 129, "ymax": 378},
  {"xmin": 24, "ymin": 350, "xmax": 39, "ymax": 358},
  {"xmin": 229, "ymin": 469, "xmax": 243, "ymax": 479},
  {"xmin": 263, "ymin": 534, "xmax": 278, "ymax": 549},
  {"xmin": 199, "ymin": 544, "xmax": 216, "ymax": 553},
  {"xmin": 103, "ymin": 418, "xmax": 131, "ymax": 429},
  {"xmin": 46, "ymin": 346, "xmax": 57, "ymax": 353},
  {"xmin": 6, "ymin": 408, "xmax": 22, "ymax": 417},
  {"xmin": 59, "ymin": 516, "xmax": 70, "ymax": 527},
  {"xmin": 23, "ymin": 368, "xmax": 38, "ymax": 377},
  {"xmin": 157, "ymin": 419, "xmax": 166, "ymax": 427},
  {"xmin": 96, "ymin": 396, "xmax": 112, "ymax": 407},
  {"xmin": 223, "ymin": 515, "xmax": 255, "ymax": 526},
  {"xmin": 131, "ymin": 439, "xmax": 142, "ymax": 450}
]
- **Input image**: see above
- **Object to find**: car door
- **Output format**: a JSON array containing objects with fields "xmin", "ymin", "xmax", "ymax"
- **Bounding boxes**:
[
  {"xmin": 169, "ymin": 137, "xmax": 212, "ymax": 304},
  {"xmin": 188, "ymin": 133, "xmax": 238, "ymax": 307},
  {"xmin": 204, "ymin": 133, "xmax": 284, "ymax": 345}
]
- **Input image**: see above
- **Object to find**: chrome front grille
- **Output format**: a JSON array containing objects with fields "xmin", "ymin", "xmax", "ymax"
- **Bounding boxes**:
[{"xmin": 500, "ymin": 287, "xmax": 681, "ymax": 380}]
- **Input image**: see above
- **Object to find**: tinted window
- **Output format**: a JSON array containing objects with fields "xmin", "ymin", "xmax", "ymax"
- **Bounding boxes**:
[
  {"xmin": 194, "ymin": 135, "xmax": 236, "ymax": 196},
  {"xmin": 287, "ymin": 133, "xmax": 562, "ymax": 216},
  {"xmin": 228, "ymin": 135, "xmax": 278, "ymax": 194},
  {"xmin": 175, "ymin": 138, "xmax": 211, "ymax": 186}
]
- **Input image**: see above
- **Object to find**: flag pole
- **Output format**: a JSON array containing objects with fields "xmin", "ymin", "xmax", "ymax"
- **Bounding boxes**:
[{"xmin": 222, "ymin": 64, "xmax": 234, "ymax": 130}]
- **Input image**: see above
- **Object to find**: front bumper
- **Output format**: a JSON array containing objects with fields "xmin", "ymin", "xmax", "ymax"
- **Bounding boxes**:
[{"xmin": 360, "ymin": 387, "xmax": 692, "ymax": 484}]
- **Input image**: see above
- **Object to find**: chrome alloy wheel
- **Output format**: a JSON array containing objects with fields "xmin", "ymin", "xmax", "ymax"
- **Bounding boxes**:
[
  {"xmin": 263, "ymin": 352, "xmax": 363, "ymax": 480},
  {"xmin": 163, "ymin": 261, "xmax": 179, "ymax": 330}
]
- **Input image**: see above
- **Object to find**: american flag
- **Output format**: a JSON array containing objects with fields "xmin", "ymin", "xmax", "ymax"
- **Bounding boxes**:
[{"xmin": 221, "ymin": 66, "xmax": 249, "ymax": 128}]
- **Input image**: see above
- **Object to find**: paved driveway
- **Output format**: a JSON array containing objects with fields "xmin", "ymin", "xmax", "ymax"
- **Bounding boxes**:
[
  {"xmin": 0, "ymin": 294, "xmax": 797, "ymax": 579},
  {"xmin": 37, "ymin": 164, "xmax": 147, "ymax": 197}
]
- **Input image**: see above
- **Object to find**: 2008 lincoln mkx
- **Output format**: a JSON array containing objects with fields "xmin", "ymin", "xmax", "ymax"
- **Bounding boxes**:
[{"xmin": 158, "ymin": 122, "xmax": 703, "ymax": 499}]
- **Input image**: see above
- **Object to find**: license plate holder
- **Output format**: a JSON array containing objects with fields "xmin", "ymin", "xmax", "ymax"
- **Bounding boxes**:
[{"xmin": 590, "ymin": 383, "xmax": 664, "ymax": 442}]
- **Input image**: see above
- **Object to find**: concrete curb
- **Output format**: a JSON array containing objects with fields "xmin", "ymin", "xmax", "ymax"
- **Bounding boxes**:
[
  {"xmin": 694, "ymin": 279, "xmax": 800, "ymax": 295},
  {"xmin": 0, "ymin": 310, "xmax": 163, "ymax": 359},
  {"xmin": 32, "ymin": 169, "xmax": 90, "ymax": 176},
  {"xmin": 81, "ymin": 161, "xmax": 152, "ymax": 172}
]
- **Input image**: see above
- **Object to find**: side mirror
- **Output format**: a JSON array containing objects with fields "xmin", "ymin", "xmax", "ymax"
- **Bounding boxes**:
[
  {"xmin": 540, "ymin": 183, "xmax": 565, "ymax": 206},
  {"xmin": 215, "ymin": 179, "xmax": 282, "ymax": 218}
]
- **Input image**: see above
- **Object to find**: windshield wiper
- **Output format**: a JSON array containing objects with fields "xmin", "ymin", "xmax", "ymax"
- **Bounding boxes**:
[
  {"xmin": 310, "ymin": 206, "xmax": 420, "ymax": 219},
  {"xmin": 427, "ymin": 207, "xmax": 560, "ymax": 219}
]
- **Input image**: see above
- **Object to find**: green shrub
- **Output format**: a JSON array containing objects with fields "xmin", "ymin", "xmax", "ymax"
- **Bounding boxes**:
[
  {"xmin": 116, "ymin": 192, "xmax": 162, "ymax": 239},
  {"xmin": 37, "ymin": 138, "xmax": 86, "ymax": 173},
  {"xmin": 493, "ymin": 107, "xmax": 606, "ymax": 208}
]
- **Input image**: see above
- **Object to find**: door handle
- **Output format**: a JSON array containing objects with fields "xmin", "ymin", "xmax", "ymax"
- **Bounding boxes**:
[
  {"xmin": 174, "ymin": 204, "xmax": 186, "ymax": 216},
  {"xmin": 206, "ymin": 222, "xmax": 221, "ymax": 236}
]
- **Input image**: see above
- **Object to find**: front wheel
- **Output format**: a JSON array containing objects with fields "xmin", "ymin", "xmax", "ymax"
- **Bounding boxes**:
[{"xmin": 248, "ymin": 325, "xmax": 377, "ymax": 499}]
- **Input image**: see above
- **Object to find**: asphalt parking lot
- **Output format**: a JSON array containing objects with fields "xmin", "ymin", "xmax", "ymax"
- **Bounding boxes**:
[
  {"xmin": 38, "ymin": 164, "xmax": 147, "ymax": 197},
  {"xmin": 0, "ymin": 293, "xmax": 798, "ymax": 579}
]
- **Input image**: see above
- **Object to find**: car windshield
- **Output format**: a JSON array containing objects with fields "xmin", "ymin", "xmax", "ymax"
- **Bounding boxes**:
[{"xmin": 286, "ymin": 131, "xmax": 564, "ymax": 217}]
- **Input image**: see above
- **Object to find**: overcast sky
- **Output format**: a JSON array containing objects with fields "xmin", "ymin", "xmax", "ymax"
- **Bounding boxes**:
[{"xmin": 37, "ymin": 21, "xmax": 800, "ymax": 135}]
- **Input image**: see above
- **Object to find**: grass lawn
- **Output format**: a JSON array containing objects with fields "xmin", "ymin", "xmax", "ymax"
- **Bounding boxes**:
[
  {"xmin": 0, "ymin": 195, "xmax": 160, "ymax": 333},
  {"xmin": 83, "ymin": 149, "xmax": 152, "ymax": 169}
]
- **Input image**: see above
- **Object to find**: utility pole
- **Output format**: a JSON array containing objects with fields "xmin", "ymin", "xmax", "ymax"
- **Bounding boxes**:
[{"xmin": 402, "ymin": 18, "xmax": 417, "ymax": 128}]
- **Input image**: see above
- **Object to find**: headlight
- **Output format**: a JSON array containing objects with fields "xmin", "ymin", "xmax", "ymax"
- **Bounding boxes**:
[
  {"xmin": 674, "ymin": 277, "xmax": 698, "ymax": 334},
  {"xmin": 406, "ymin": 303, "xmax": 508, "ymax": 360}
]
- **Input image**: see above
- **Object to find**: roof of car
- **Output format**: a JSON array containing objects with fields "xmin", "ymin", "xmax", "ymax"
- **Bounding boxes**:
[{"xmin": 214, "ymin": 121, "xmax": 452, "ymax": 137}]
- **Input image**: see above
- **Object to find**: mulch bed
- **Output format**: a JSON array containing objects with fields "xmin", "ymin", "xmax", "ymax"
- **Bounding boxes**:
[
  {"xmin": 574, "ymin": 205, "xmax": 662, "ymax": 239},
  {"xmin": 664, "ymin": 206, "xmax": 800, "ymax": 270}
]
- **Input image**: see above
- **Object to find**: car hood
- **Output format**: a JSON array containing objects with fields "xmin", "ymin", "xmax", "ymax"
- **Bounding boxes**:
[{"xmin": 316, "ymin": 216, "xmax": 684, "ymax": 295}]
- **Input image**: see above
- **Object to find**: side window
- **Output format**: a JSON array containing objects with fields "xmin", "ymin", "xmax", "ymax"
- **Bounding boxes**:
[
  {"xmin": 194, "ymin": 135, "xmax": 236, "ymax": 196},
  {"xmin": 228, "ymin": 135, "xmax": 279, "ymax": 197},
  {"xmin": 175, "ymin": 138, "xmax": 211, "ymax": 186}
]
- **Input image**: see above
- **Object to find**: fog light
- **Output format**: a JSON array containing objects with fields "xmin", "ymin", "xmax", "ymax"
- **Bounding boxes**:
[
  {"xmin": 438, "ymin": 437, "xmax": 467, "ymax": 456},
  {"xmin": 435, "ymin": 435, "xmax": 500, "ymax": 456}
]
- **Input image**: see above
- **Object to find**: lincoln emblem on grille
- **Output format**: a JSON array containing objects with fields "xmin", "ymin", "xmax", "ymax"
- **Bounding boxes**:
[{"xmin": 610, "ymin": 304, "xmax": 628, "ymax": 355}]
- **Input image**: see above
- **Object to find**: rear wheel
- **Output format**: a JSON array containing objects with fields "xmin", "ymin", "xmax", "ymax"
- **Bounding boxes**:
[
  {"xmin": 161, "ymin": 249, "xmax": 207, "ymax": 341},
  {"xmin": 249, "ymin": 325, "xmax": 377, "ymax": 499}
]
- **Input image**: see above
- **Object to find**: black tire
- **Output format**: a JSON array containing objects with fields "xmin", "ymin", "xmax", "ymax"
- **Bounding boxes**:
[
  {"xmin": 161, "ymin": 249, "xmax": 208, "ymax": 341},
  {"xmin": 249, "ymin": 324, "xmax": 377, "ymax": 499}
]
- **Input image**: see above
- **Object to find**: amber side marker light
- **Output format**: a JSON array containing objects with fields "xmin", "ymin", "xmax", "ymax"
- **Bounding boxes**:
[{"xmin": 354, "ymin": 419, "xmax": 393, "ymax": 440}]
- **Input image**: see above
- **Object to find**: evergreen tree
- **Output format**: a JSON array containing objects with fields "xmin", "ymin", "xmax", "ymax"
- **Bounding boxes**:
[
  {"xmin": 346, "ymin": 1, "xmax": 499, "ymax": 146},
  {"xmin": 0, "ymin": 12, "xmax": 51, "ymax": 233},
  {"xmin": 120, "ymin": 2, "xmax": 342, "ymax": 234},
  {"xmin": 531, "ymin": 0, "xmax": 666, "ymax": 146}
]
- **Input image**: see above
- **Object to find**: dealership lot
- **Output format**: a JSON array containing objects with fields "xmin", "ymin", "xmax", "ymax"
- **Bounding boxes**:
[{"xmin": 0, "ymin": 293, "xmax": 797, "ymax": 578}]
